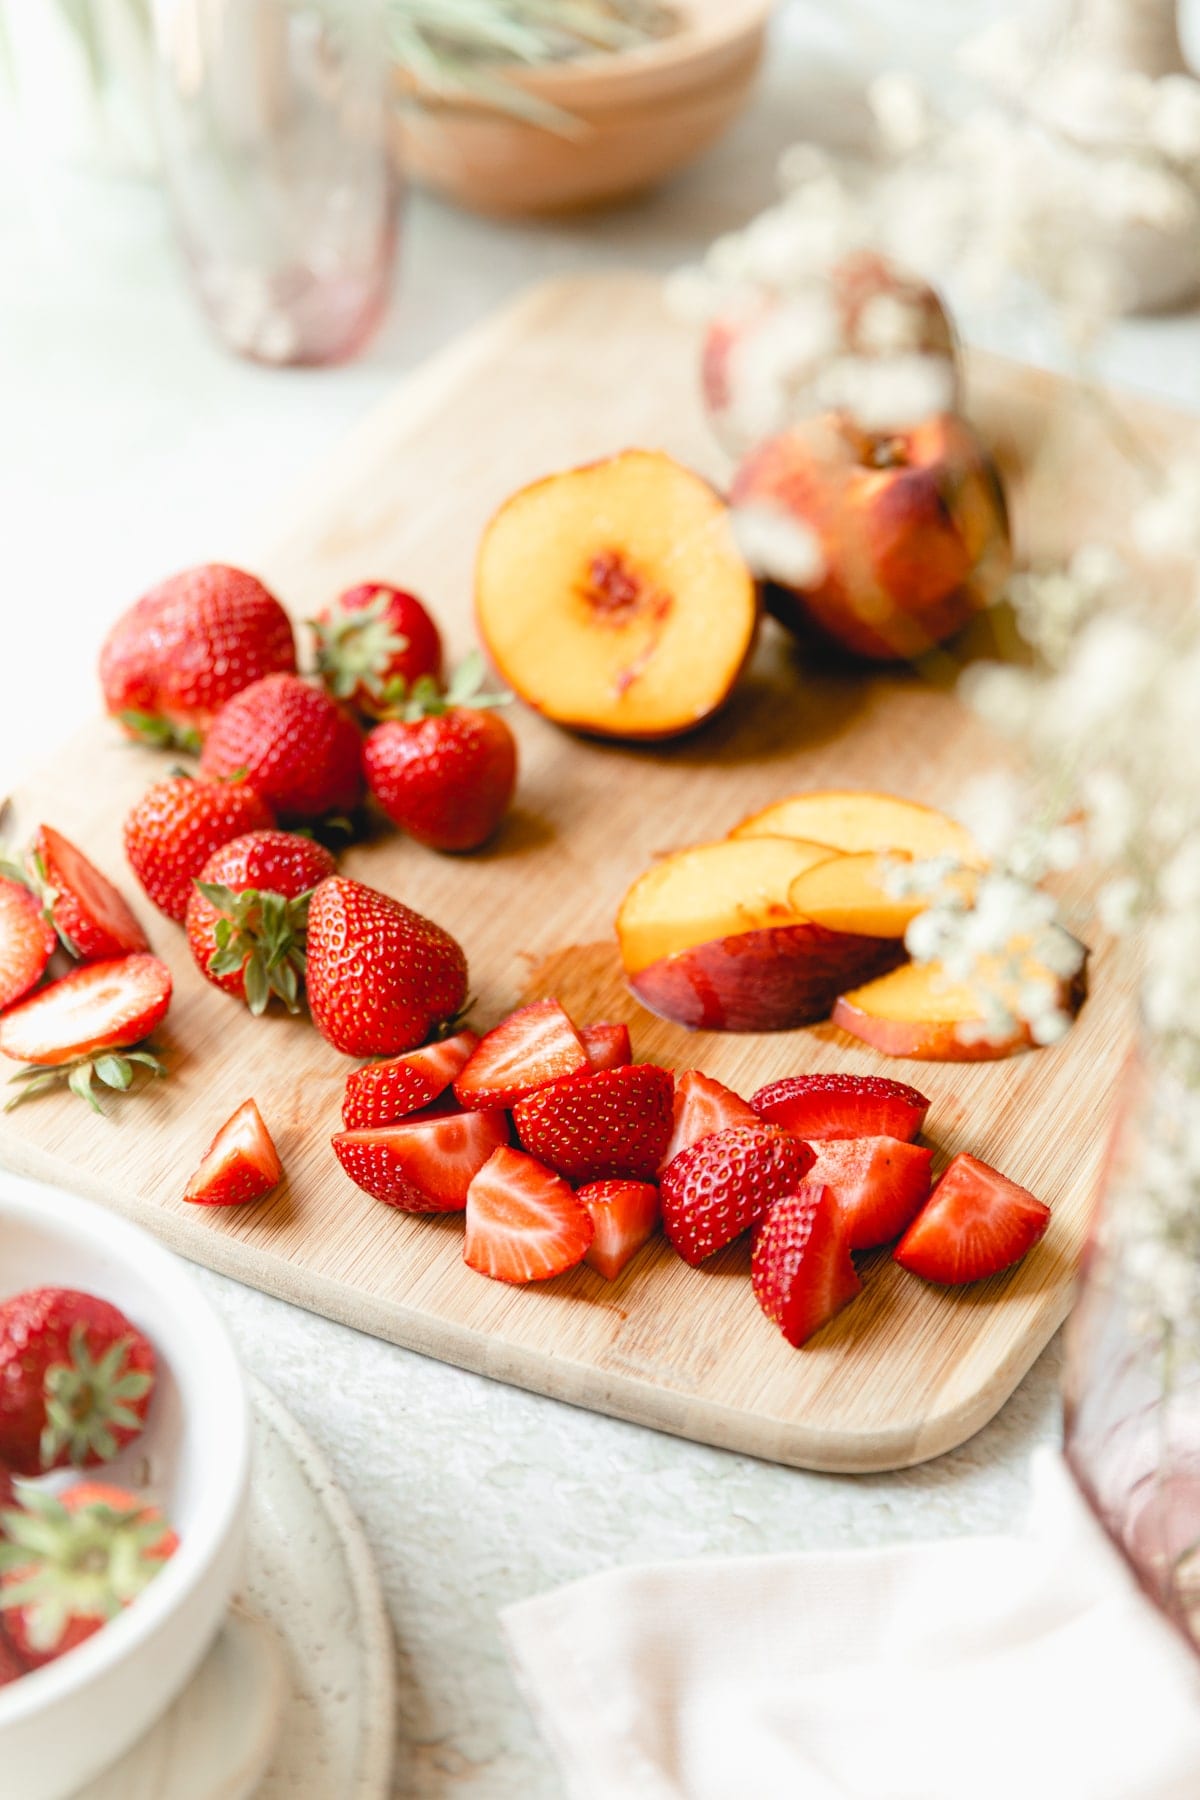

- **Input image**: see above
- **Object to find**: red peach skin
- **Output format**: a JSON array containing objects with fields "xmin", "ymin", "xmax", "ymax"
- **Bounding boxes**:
[{"xmin": 627, "ymin": 925, "xmax": 906, "ymax": 1033}]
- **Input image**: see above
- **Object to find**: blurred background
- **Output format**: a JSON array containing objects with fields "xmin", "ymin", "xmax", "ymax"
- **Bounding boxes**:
[{"xmin": 8, "ymin": 0, "xmax": 1200, "ymax": 774}]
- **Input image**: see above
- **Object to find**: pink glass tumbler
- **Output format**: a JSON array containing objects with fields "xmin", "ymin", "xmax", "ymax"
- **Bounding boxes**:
[{"xmin": 153, "ymin": 0, "xmax": 401, "ymax": 365}]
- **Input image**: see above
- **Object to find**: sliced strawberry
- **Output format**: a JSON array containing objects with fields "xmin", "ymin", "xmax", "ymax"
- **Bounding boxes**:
[
  {"xmin": 578, "ymin": 1180, "xmax": 660, "ymax": 1281},
  {"xmin": 808, "ymin": 1137, "xmax": 933, "ymax": 1250},
  {"xmin": 29, "ymin": 826, "xmax": 148, "ymax": 962},
  {"xmin": 333, "ymin": 1105, "xmax": 509, "ymax": 1212},
  {"xmin": 0, "ymin": 879, "xmax": 55, "ymax": 1013},
  {"xmin": 512, "ymin": 1062, "xmax": 673, "ymax": 1183},
  {"xmin": 751, "ymin": 1072, "xmax": 930, "ymax": 1142},
  {"xmin": 0, "ymin": 955, "xmax": 171, "ymax": 1072},
  {"xmin": 183, "ymin": 1099, "xmax": 283, "ymax": 1207},
  {"xmin": 454, "ymin": 998, "xmax": 589, "ymax": 1109},
  {"xmin": 752, "ymin": 1185, "xmax": 861, "ymax": 1346},
  {"xmin": 463, "ymin": 1145, "xmax": 593, "ymax": 1284},
  {"xmin": 659, "ymin": 1068, "xmax": 758, "ymax": 1172},
  {"xmin": 342, "ymin": 1030, "xmax": 480, "ymax": 1129},
  {"xmin": 660, "ymin": 1125, "xmax": 816, "ymax": 1267},
  {"xmin": 894, "ymin": 1153, "xmax": 1050, "ymax": 1285},
  {"xmin": 580, "ymin": 1022, "xmax": 632, "ymax": 1071}
]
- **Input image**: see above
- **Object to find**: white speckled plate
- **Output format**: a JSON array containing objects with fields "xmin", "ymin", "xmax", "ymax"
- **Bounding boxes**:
[{"xmin": 76, "ymin": 1377, "xmax": 395, "ymax": 1800}]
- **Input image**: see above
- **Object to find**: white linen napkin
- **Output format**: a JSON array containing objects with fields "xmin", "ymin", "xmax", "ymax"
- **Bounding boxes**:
[{"xmin": 502, "ymin": 1449, "xmax": 1200, "ymax": 1800}]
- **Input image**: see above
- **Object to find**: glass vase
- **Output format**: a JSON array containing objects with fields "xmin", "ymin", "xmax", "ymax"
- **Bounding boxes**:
[
  {"xmin": 1064, "ymin": 1038, "xmax": 1200, "ymax": 1653},
  {"xmin": 151, "ymin": 0, "xmax": 400, "ymax": 365}
]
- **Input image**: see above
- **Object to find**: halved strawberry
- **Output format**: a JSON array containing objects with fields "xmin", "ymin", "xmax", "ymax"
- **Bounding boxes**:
[
  {"xmin": 0, "ymin": 879, "xmax": 55, "ymax": 1013},
  {"xmin": 894, "ymin": 1153, "xmax": 1050, "ymax": 1285},
  {"xmin": 808, "ymin": 1137, "xmax": 933, "ymax": 1250},
  {"xmin": 183, "ymin": 1099, "xmax": 283, "ymax": 1207},
  {"xmin": 0, "ymin": 955, "xmax": 171, "ymax": 1112},
  {"xmin": 333, "ymin": 1105, "xmax": 509, "ymax": 1212},
  {"xmin": 751, "ymin": 1072, "xmax": 930, "ymax": 1142},
  {"xmin": 751, "ymin": 1185, "xmax": 861, "ymax": 1346},
  {"xmin": 512, "ymin": 1063, "xmax": 674, "ymax": 1183},
  {"xmin": 580, "ymin": 1022, "xmax": 632, "ymax": 1071},
  {"xmin": 454, "ymin": 998, "xmax": 588, "ymax": 1110},
  {"xmin": 342, "ymin": 1030, "xmax": 480, "ymax": 1129},
  {"xmin": 463, "ymin": 1146, "xmax": 593, "ymax": 1284},
  {"xmin": 659, "ymin": 1068, "xmax": 758, "ymax": 1172},
  {"xmin": 28, "ymin": 826, "xmax": 148, "ymax": 962},
  {"xmin": 660, "ymin": 1125, "xmax": 816, "ymax": 1267},
  {"xmin": 578, "ymin": 1180, "xmax": 660, "ymax": 1281}
]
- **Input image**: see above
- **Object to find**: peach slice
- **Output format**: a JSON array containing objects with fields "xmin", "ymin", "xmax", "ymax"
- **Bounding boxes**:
[
  {"xmin": 787, "ymin": 852, "xmax": 977, "ymax": 938},
  {"xmin": 630, "ymin": 927, "xmax": 906, "ymax": 1034},
  {"xmin": 616, "ymin": 836, "xmax": 836, "ymax": 976},
  {"xmin": 732, "ymin": 789, "xmax": 983, "ymax": 868},
  {"xmin": 832, "ymin": 955, "xmax": 1085, "ymax": 1061},
  {"xmin": 475, "ymin": 449, "xmax": 759, "ymax": 739}
]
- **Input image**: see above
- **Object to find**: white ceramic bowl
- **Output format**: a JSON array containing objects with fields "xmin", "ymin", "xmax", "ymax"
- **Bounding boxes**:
[{"xmin": 0, "ymin": 1171, "xmax": 250, "ymax": 1800}]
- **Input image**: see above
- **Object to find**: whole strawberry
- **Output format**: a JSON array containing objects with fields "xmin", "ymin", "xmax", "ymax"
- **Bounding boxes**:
[
  {"xmin": 100, "ymin": 564, "xmax": 296, "ymax": 751},
  {"xmin": 310, "ymin": 582, "xmax": 443, "ymax": 718},
  {"xmin": 0, "ymin": 1482, "xmax": 177, "ymax": 1669},
  {"xmin": 363, "ymin": 654, "xmax": 517, "ymax": 851},
  {"xmin": 124, "ymin": 774, "xmax": 274, "ymax": 923},
  {"xmin": 306, "ymin": 875, "xmax": 468, "ymax": 1056},
  {"xmin": 200, "ymin": 674, "xmax": 364, "ymax": 822},
  {"xmin": 0, "ymin": 1289, "xmax": 156, "ymax": 1477},
  {"xmin": 186, "ymin": 830, "xmax": 336, "ymax": 1013}
]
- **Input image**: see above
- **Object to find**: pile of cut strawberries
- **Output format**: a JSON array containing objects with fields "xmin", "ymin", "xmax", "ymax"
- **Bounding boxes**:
[
  {"xmin": 329, "ymin": 995, "xmax": 1052, "ymax": 1343},
  {"xmin": 0, "ymin": 1286, "xmax": 175, "ymax": 1687}
]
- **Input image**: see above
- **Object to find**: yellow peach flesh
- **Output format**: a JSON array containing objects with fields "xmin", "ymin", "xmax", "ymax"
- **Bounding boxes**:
[
  {"xmin": 787, "ymin": 851, "xmax": 979, "ymax": 938},
  {"xmin": 476, "ymin": 449, "xmax": 759, "ymax": 738},
  {"xmin": 732, "ymin": 790, "xmax": 984, "ymax": 868},
  {"xmin": 616, "ymin": 835, "xmax": 836, "ymax": 975}
]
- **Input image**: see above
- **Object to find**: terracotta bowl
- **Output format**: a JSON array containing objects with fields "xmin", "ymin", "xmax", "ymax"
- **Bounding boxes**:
[{"xmin": 395, "ymin": 0, "xmax": 775, "ymax": 217}]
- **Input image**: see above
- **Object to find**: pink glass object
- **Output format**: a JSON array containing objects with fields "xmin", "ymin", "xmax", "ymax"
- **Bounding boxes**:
[
  {"xmin": 1064, "ymin": 1043, "xmax": 1200, "ymax": 1654},
  {"xmin": 153, "ymin": 0, "xmax": 400, "ymax": 365}
]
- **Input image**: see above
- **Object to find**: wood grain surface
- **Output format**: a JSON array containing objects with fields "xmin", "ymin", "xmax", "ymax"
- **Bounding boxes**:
[{"xmin": 0, "ymin": 274, "xmax": 1159, "ymax": 1472}]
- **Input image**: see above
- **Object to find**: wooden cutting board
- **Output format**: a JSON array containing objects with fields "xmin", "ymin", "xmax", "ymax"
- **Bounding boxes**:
[{"xmin": 0, "ymin": 274, "xmax": 1158, "ymax": 1473}]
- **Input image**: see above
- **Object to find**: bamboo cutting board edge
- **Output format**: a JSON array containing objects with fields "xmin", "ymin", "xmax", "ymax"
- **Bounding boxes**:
[{"xmin": 0, "ymin": 1127, "xmax": 1076, "ymax": 1475}]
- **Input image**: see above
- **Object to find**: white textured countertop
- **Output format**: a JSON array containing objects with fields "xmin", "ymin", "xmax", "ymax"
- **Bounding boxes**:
[{"xmin": 3, "ymin": 3, "xmax": 1198, "ymax": 1793}]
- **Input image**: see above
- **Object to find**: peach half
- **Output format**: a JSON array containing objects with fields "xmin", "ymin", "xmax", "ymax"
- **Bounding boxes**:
[
  {"xmin": 832, "ymin": 953, "xmax": 1087, "ymax": 1061},
  {"xmin": 616, "ymin": 836, "xmax": 905, "ymax": 1033},
  {"xmin": 732, "ymin": 789, "xmax": 984, "ymax": 869},
  {"xmin": 475, "ymin": 449, "xmax": 759, "ymax": 739}
]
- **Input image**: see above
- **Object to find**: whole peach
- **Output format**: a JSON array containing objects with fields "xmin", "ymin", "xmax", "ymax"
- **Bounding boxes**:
[
  {"xmin": 731, "ymin": 411, "xmax": 1011, "ymax": 662},
  {"xmin": 702, "ymin": 252, "xmax": 960, "ymax": 455}
]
